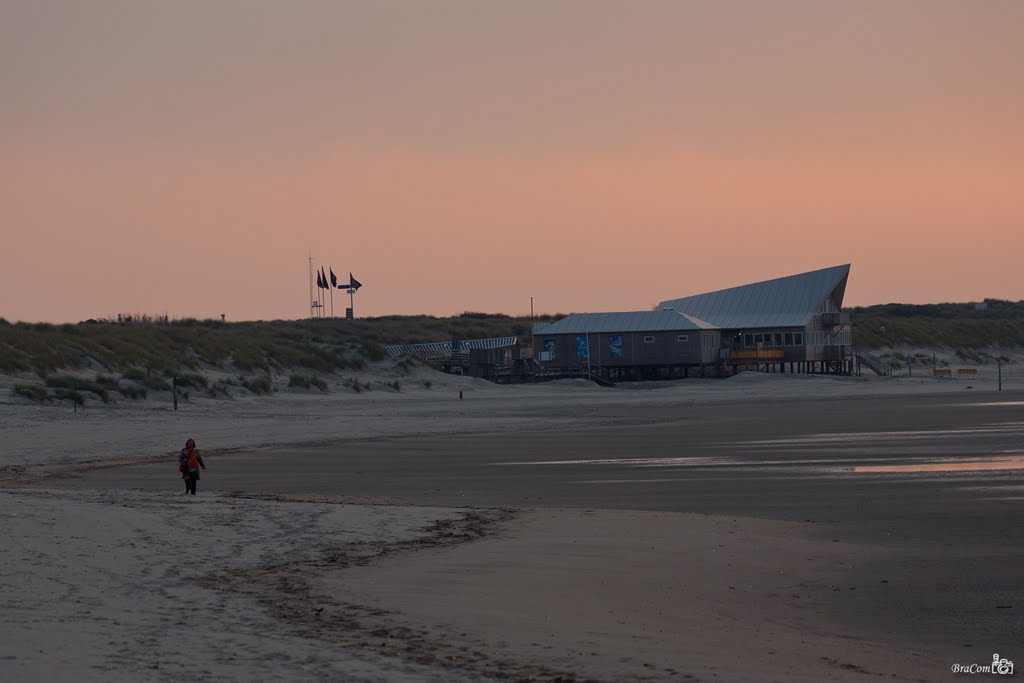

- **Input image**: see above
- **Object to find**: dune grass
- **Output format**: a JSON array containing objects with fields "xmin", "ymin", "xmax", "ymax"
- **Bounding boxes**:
[
  {"xmin": 0, "ymin": 316, "xmax": 405, "ymax": 403},
  {"xmin": 288, "ymin": 374, "xmax": 328, "ymax": 391},
  {"xmin": 239, "ymin": 375, "xmax": 274, "ymax": 395},
  {"xmin": 341, "ymin": 376, "xmax": 371, "ymax": 393},
  {"xmin": 849, "ymin": 299, "xmax": 1024, "ymax": 349},
  {"xmin": 13, "ymin": 384, "xmax": 49, "ymax": 403},
  {"xmin": 3, "ymin": 304, "xmax": 1021, "ymax": 403},
  {"xmin": 0, "ymin": 312, "xmax": 555, "ymax": 381},
  {"xmin": 121, "ymin": 368, "xmax": 172, "ymax": 392},
  {"xmin": 44, "ymin": 375, "xmax": 112, "ymax": 403}
]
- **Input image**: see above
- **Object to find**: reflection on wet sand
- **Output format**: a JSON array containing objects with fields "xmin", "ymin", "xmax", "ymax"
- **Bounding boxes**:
[{"xmin": 856, "ymin": 455, "xmax": 1024, "ymax": 473}]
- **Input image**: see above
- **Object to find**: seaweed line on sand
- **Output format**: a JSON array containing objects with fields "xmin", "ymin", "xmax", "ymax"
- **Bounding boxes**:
[{"xmin": 197, "ymin": 506, "xmax": 599, "ymax": 683}]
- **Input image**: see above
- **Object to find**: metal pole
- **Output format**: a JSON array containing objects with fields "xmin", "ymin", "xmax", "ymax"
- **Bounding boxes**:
[
  {"xmin": 350, "ymin": 288, "xmax": 355, "ymax": 319},
  {"xmin": 530, "ymin": 296, "xmax": 535, "ymax": 359},
  {"xmin": 586, "ymin": 333, "xmax": 592, "ymax": 382},
  {"xmin": 308, "ymin": 255, "xmax": 313, "ymax": 319}
]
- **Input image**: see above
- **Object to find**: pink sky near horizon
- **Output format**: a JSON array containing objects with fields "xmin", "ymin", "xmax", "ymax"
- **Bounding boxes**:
[{"xmin": 2, "ymin": 1, "xmax": 1022, "ymax": 323}]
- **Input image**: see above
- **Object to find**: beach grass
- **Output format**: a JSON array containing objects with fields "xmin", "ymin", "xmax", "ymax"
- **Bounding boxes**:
[
  {"xmin": 0, "ymin": 312, "xmax": 560, "ymax": 380},
  {"xmin": 240, "ymin": 375, "xmax": 274, "ymax": 395},
  {"xmin": 288, "ymin": 374, "xmax": 328, "ymax": 391},
  {"xmin": 849, "ymin": 299, "xmax": 1024, "ymax": 349},
  {"xmin": 12, "ymin": 383, "xmax": 49, "ymax": 403},
  {"xmin": 3, "ymin": 305, "xmax": 1021, "ymax": 398}
]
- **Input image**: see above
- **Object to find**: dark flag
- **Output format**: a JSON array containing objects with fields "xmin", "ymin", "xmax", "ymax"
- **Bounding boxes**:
[
  {"xmin": 316, "ymin": 270, "xmax": 324, "ymax": 289},
  {"xmin": 349, "ymin": 273, "xmax": 362, "ymax": 290},
  {"xmin": 329, "ymin": 268, "xmax": 338, "ymax": 288},
  {"xmin": 320, "ymin": 267, "xmax": 328, "ymax": 291}
]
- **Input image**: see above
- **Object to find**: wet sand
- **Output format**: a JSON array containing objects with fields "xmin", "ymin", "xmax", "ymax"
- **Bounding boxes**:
[
  {"xmin": 7, "ymin": 383, "xmax": 1024, "ymax": 681},
  {"xmin": 311, "ymin": 509, "xmax": 944, "ymax": 682}
]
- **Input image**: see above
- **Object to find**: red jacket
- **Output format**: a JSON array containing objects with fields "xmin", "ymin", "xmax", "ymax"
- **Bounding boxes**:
[{"xmin": 178, "ymin": 446, "xmax": 206, "ymax": 479}]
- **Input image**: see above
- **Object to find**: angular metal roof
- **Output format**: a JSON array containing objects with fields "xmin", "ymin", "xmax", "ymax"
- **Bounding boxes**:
[
  {"xmin": 534, "ymin": 310, "xmax": 715, "ymax": 335},
  {"xmin": 658, "ymin": 264, "xmax": 850, "ymax": 329}
]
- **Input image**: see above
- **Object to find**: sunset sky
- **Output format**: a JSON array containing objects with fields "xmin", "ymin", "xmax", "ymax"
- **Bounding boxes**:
[{"xmin": 2, "ymin": 1, "xmax": 1022, "ymax": 322}]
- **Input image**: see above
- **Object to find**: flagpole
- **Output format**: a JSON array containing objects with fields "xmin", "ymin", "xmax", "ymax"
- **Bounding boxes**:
[
  {"xmin": 308, "ymin": 254, "xmax": 313, "ymax": 320},
  {"xmin": 321, "ymin": 268, "xmax": 328, "ymax": 318},
  {"xmin": 346, "ymin": 273, "xmax": 361, "ymax": 319},
  {"xmin": 330, "ymin": 279, "xmax": 334, "ymax": 318}
]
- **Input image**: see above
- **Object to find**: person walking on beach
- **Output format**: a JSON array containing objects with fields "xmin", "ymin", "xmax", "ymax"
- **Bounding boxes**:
[{"xmin": 178, "ymin": 438, "xmax": 206, "ymax": 495}]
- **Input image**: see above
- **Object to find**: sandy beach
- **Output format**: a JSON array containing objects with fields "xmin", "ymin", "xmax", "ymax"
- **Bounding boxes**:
[{"xmin": 3, "ymin": 367, "xmax": 1022, "ymax": 681}]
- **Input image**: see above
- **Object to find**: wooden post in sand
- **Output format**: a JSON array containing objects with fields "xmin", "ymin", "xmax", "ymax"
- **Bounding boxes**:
[
  {"xmin": 998, "ymin": 361, "xmax": 1002, "ymax": 391},
  {"xmin": 173, "ymin": 376, "xmax": 178, "ymax": 411}
]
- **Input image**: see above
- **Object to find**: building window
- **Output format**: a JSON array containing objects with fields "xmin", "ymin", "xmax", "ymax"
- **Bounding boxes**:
[
  {"xmin": 743, "ymin": 333, "xmax": 754, "ymax": 348},
  {"xmin": 773, "ymin": 333, "xmax": 783, "ymax": 347},
  {"xmin": 784, "ymin": 332, "xmax": 794, "ymax": 346},
  {"xmin": 794, "ymin": 332, "xmax": 803, "ymax": 346},
  {"xmin": 543, "ymin": 337, "xmax": 557, "ymax": 360},
  {"xmin": 643, "ymin": 335, "xmax": 655, "ymax": 343},
  {"xmin": 676, "ymin": 335, "xmax": 688, "ymax": 343}
]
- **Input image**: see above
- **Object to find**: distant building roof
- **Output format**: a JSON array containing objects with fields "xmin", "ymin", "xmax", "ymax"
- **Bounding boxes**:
[
  {"xmin": 658, "ymin": 264, "xmax": 850, "ymax": 329},
  {"xmin": 535, "ymin": 310, "xmax": 715, "ymax": 335}
]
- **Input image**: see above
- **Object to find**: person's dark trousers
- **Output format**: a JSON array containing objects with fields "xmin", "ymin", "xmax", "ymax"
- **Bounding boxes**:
[
  {"xmin": 188, "ymin": 471, "xmax": 198, "ymax": 495},
  {"xmin": 184, "ymin": 477, "xmax": 189, "ymax": 493}
]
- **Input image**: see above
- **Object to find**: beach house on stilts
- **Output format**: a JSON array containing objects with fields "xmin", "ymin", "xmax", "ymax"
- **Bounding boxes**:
[{"xmin": 534, "ymin": 265, "xmax": 866, "ymax": 380}]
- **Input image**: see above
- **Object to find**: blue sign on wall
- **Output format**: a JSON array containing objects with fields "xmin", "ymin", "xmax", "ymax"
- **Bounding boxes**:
[
  {"xmin": 609, "ymin": 335, "xmax": 622, "ymax": 359},
  {"xmin": 576, "ymin": 335, "xmax": 589, "ymax": 359}
]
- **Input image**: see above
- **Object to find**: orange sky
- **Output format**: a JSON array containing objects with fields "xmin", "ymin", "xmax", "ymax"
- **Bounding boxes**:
[{"xmin": 2, "ymin": 1, "xmax": 1022, "ymax": 322}]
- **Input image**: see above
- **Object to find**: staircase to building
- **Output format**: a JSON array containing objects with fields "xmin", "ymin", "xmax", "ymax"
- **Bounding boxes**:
[{"xmin": 852, "ymin": 347, "xmax": 890, "ymax": 376}]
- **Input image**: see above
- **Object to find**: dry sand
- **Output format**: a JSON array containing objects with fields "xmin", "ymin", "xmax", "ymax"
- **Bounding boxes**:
[{"xmin": 0, "ymin": 487, "xmax": 487, "ymax": 682}]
